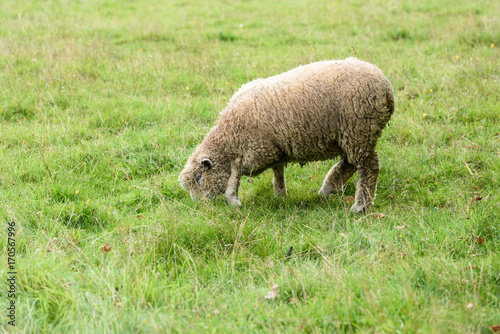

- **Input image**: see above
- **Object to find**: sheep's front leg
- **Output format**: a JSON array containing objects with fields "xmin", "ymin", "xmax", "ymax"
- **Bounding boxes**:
[
  {"xmin": 350, "ymin": 153, "xmax": 379, "ymax": 213},
  {"xmin": 225, "ymin": 158, "xmax": 242, "ymax": 206},
  {"xmin": 318, "ymin": 157, "xmax": 357, "ymax": 197},
  {"xmin": 272, "ymin": 164, "xmax": 287, "ymax": 197}
]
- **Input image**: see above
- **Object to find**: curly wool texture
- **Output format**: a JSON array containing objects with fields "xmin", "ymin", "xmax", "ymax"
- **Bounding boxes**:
[{"xmin": 180, "ymin": 57, "xmax": 394, "ymax": 211}]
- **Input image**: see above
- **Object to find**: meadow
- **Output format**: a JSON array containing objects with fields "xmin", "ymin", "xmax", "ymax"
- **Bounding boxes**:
[{"xmin": 1, "ymin": 0, "xmax": 499, "ymax": 332}]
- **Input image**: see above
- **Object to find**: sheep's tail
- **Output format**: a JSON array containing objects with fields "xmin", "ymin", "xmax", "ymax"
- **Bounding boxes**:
[
  {"xmin": 384, "ymin": 93, "xmax": 395, "ymax": 129},
  {"xmin": 386, "ymin": 90, "xmax": 395, "ymax": 117},
  {"xmin": 374, "ymin": 87, "xmax": 395, "ymax": 127}
]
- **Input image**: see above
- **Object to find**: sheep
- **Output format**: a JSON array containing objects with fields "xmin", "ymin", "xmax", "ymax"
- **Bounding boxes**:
[{"xmin": 179, "ymin": 57, "xmax": 394, "ymax": 213}]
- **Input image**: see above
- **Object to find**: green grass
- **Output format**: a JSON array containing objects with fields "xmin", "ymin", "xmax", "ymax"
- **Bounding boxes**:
[{"xmin": 1, "ymin": 0, "xmax": 499, "ymax": 332}]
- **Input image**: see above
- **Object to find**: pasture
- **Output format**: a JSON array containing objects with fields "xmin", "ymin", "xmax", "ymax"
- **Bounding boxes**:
[{"xmin": 1, "ymin": 0, "xmax": 499, "ymax": 332}]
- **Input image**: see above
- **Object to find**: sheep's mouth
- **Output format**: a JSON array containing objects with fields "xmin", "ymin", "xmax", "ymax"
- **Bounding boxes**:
[{"xmin": 178, "ymin": 174, "xmax": 189, "ymax": 190}]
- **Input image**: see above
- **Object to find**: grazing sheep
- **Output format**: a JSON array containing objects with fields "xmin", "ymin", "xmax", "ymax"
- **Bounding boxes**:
[{"xmin": 179, "ymin": 57, "xmax": 394, "ymax": 212}]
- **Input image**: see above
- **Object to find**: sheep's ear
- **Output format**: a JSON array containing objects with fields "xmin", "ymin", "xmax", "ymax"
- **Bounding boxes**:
[{"xmin": 201, "ymin": 158, "xmax": 213, "ymax": 170}]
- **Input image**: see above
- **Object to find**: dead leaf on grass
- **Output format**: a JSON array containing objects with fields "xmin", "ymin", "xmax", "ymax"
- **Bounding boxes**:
[
  {"xmin": 264, "ymin": 284, "xmax": 279, "ymax": 299},
  {"xmin": 490, "ymin": 325, "xmax": 500, "ymax": 333},
  {"xmin": 395, "ymin": 225, "xmax": 406, "ymax": 230},
  {"xmin": 343, "ymin": 196, "xmax": 355, "ymax": 203},
  {"xmin": 459, "ymin": 237, "xmax": 485, "ymax": 244},
  {"xmin": 471, "ymin": 196, "xmax": 482, "ymax": 203},
  {"xmin": 101, "ymin": 243, "xmax": 112, "ymax": 254}
]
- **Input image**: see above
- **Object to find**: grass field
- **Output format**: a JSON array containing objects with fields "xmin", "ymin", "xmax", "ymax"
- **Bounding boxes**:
[{"xmin": 1, "ymin": 0, "xmax": 499, "ymax": 332}]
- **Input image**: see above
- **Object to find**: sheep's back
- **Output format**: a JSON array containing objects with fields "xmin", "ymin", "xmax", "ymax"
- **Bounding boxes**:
[{"xmin": 219, "ymin": 58, "xmax": 394, "ymax": 163}]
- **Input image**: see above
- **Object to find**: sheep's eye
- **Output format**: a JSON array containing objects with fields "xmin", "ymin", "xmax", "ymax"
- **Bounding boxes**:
[{"xmin": 195, "ymin": 173, "xmax": 203, "ymax": 186}]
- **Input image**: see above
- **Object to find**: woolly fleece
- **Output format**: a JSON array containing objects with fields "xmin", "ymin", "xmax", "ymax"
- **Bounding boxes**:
[{"xmin": 179, "ymin": 57, "xmax": 394, "ymax": 212}]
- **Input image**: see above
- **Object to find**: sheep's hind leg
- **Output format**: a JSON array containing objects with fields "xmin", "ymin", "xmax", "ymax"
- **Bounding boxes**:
[
  {"xmin": 318, "ymin": 157, "xmax": 356, "ymax": 197},
  {"xmin": 272, "ymin": 164, "xmax": 287, "ymax": 197},
  {"xmin": 350, "ymin": 153, "xmax": 379, "ymax": 213}
]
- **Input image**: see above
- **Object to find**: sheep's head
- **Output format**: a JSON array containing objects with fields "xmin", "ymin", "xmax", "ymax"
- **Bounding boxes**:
[{"xmin": 179, "ymin": 155, "xmax": 230, "ymax": 200}]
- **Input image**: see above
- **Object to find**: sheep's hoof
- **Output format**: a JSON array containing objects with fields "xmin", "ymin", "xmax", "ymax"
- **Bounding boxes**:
[
  {"xmin": 318, "ymin": 184, "xmax": 334, "ymax": 197},
  {"xmin": 227, "ymin": 197, "xmax": 241, "ymax": 207},
  {"xmin": 350, "ymin": 203, "xmax": 371, "ymax": 213},
  {"xmin": 274, "ymin": 189, "xmax": 287, "ymax": 198}
]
